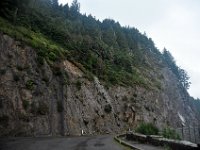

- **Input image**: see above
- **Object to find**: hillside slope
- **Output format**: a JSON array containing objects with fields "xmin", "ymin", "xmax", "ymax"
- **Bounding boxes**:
[
  {"xmin": 0, "ymin": 33, "xmax": 198, "ymax": 136},
  {"xmin": 0, "ymin": 0, "xmax": 199, "ymax": 136}
]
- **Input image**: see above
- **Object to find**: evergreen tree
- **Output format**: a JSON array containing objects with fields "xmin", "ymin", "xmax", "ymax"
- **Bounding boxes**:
[
  {"xmin": 163, "ymin": 48, "xmax": 191, "ymax": 90},
  {"xmin": 178, "ymin": 69, "xmax": 191, "ymax": 89},
  {"xmin": 0, "ymin": 0, "xmax": 190, "ymax": 87},
  {"xmin": 62, "ymin": 4, "xmax": 69, "ymax": 18},
  {"xmin": 51, "ymin": 0, "xmax": 59, "ymax": 10},
  {"xmin": 70, "ymin": 0, "xmax": 80, "ymax": 19},
  {"xmin": 163, "ymin": 48, "xmax": 179, "ymax": 76}
]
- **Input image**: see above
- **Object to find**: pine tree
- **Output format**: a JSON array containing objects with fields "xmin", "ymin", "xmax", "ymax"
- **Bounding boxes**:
[
  {"xmin": 52, "ymin": 0, "xmax": 59, "ymax": 9},
  {"xmin": 178, "ymin": 69, "xmax": 191, "ymax": 89},
  {"xmin": 70, "ymin": 0, "xmax": 80, "ymax": 19}
]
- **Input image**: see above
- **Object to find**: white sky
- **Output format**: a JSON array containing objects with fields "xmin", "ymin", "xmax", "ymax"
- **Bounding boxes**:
[{"xmin": 59, "ymin": 0, "xmax": 200, "ymax": 99}]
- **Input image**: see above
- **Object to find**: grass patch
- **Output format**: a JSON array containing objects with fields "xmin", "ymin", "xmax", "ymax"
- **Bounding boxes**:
[{"xmin": 0, "ymin": 17, "xmax": 68, "ymax": 65}]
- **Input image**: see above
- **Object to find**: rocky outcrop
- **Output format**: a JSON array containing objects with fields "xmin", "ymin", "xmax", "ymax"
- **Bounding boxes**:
[{"xmin": 0, "ymin": 33, "xmax": 199, "ymax": 136}]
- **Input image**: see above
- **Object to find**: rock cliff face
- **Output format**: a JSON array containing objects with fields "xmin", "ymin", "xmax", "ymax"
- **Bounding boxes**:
[{"xmin": 0, "ymin": 33, "xmax": 198, "ymax": 136}]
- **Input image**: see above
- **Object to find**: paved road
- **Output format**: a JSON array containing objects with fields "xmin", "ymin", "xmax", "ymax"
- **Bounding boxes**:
[
  {"xmin": 0, "ymin": 135, "xmax": 125, "ymax": 150},
  {"xmin": 127, "ymin": 141, "xmax": 164, "ymax": 150}
]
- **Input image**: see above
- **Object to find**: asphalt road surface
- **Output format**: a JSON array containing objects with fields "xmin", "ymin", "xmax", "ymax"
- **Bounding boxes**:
[{"xmin": 0, "ymin": 135, "xmax": 126, "ymax": 150}]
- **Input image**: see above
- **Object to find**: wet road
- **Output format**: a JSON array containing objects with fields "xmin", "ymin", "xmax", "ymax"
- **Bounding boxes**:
[{"xmin": 0, "ymin": 135, "xmax": 125, "ymax": 150}]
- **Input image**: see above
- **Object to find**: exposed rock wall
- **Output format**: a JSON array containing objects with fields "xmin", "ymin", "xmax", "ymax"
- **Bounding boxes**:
[{"xmin": 0, "ymin": 34, "xmax": 199, "ymax": 136}]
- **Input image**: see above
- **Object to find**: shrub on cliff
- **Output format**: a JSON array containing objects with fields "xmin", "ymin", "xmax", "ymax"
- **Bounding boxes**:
[
  {"xmin": 162, "ymin": 127, "xmax": 180, "ymax": 140},
  {"xmin": 136, "ymin": 122, "xmax": 159, "ymax": 135}
]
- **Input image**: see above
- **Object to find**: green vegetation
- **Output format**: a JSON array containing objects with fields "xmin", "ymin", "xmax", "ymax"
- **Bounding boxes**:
[
  {"xmin": 22, "ymin": 100, "xmax": 30, "ymax": 110},
  {"xmin": 52, "ymin": 65, "xmax": 62, "ymax": 76},
  {"xmin": 136, "ymin": 122, "xmax": 159, "ymax": 135},
  {"xmin": 0, "ymin": 0, "xmax": 190, "ymax": 89},
  {"xmin": 0, "ymin": 17, "xmax": 67, "ymax": 65},
  {"xmin": 163, "ymin": 49, "xmax": 191, "ymax": 90},
  {"xmin": 136, "ymin": 123, "xmax": 180, "ymax": 140},
  {"xmin": 75, "ymin": 80, "xmax": 82, "ymax": 90},
  {"xmin": 164, "ymin": 145, "xmax": 172, "ymax": 150},
  {"xmin": 162, "ymin": 127, "xmax": 181, "ymax": 140},
  {"xmin": 26, "ymin": 80, "xmax": 35, "ymax": 90},
  {"xmin": 62, "ymin": 71, "xmax": 69, "ymax": 85}
]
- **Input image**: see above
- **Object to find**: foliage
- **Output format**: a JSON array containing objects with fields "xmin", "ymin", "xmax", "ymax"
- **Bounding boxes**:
[
  {"xmin": 0, "ymin": 17, "xmax": 66, "ymax": 64},
  {"xmin": 163, "ymin": 49, "xmax": 191, "ymax": 90},
  {"xmin": 136, "ymin": 122, "xmax": 159, "ymax": 135},
  {"xmin": 162, "ymin": 127, "xmax": 181, "ymax": 140},
  {"xmin": 0, "ymin": 0, "xmax": 190, "ymax": 89},
  {"xmin": 75, "ymin": 80, "xmax": 82, "ymax": 90},
  {"xmin": 26, "ymin": 80, "xmax": 34, "ymax": 90},
  {"xmin": 52, "ymin": 65, "xmax": 62, "ymax": 76},
  {"xmin": 133, "ymin": 93, "xmax": 137, "ymax": 97},
  {"xmin": 62, "ymin": 71, "xmax": 70, "ymax": 85},
  {"xmin": 164, "ymin": 145, "xmax": 172, "ymax": 150},
  {"xmin": 22, "ymin": 100, "xmax": 30, "ymax": 110},
  {"xmin": 178, "ymin": 68, "xmax": 191, "ymax": 90}
]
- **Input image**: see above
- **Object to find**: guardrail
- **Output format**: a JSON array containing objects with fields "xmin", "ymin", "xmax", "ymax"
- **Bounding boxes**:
[
  {"xmin": 114, "ymin": 134, "xmax": 142, "ymax": 150},
  {"xmin": 115, "ymin": 132, "xmax": 200, "ymax": 150},
  {"xmin": 175, "ymin": 125, "xmax": 200, "ymax": 144}
]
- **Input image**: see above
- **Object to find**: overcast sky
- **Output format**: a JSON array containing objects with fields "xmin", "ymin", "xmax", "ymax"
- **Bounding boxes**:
[{"xmin": 59, "ymin": 0, "xmax": 200, "ymax": 99}]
